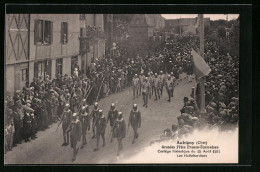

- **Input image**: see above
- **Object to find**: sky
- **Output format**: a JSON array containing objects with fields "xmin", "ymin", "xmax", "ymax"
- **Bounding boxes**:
[{"xmin": 161, "ymin": 14, "xmax": 239, "ymax": 21}]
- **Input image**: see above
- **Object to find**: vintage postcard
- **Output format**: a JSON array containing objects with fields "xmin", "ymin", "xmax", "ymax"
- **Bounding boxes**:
[{"xmin": 4, "ymin": 6, "xmax": 241, "ymax": 164}]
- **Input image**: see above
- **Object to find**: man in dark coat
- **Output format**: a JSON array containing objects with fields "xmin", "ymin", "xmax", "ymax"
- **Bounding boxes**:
[
  {"xmin": 128, "ymin": 104, "xmax": 141, "ymax": 144},
  {"xmin": 93, "ymin": 109, "xmax": 106, "ymax": 152},
  {"xmin": 23, "ymin": 105, "xmax": 33, "ymax": 142},
  {"xmin": 79, "ymin": 106, "xmax": 90, "ymax": 149},
  {"xmin": 13, "ymin": 100, "xmax": 24, "ymax": 145},
  {"xmin": 112, "ymin": 112, "xmax": 126, "ymax": 156},
  {"xmin": 90, "ymin": 102, "xmax": 99, "ymax": 139},
  {"xmin": 107, "ymin": 103, "xmax": 118, "ymax": 142}
]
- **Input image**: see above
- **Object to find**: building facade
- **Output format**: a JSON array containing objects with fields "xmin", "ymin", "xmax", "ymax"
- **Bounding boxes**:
[
  {"xmin": 165, "ymin": 17, "xmax": 210, "ymax": 36},
  {"xmin": 5, "ymin": 14, "xmax": 105, "ymax": 93},
  {"xmin": 128, "ymin": 14, "xmax": 165, "ymax": 42}
]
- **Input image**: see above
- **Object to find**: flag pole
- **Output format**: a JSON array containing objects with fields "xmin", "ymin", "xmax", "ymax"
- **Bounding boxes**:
[{"xmin": 198, "ymin": 14, "xmax": 206, "ymax": 113}]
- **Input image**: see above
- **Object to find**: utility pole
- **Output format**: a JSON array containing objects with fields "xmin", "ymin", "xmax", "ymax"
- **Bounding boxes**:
[
  {"xmin": 198, "ymin": 14, "xmax": 206, "ymax": 113},
  {"xmin": 110, "ymin": 14, "xmax": 113, "ymax": 46}
]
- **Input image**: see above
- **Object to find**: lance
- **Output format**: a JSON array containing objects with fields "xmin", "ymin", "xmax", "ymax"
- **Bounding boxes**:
[
  {"xmin": 77, "ymin": 83, "xmax": 92, "ymax": 110},
  {"xmin": 95, "ymin": 77, "xmax": 105, "ymax": 102},
  {"xmin": 76, "ymin": 85, "xmax": 94, "ymax": 114}
]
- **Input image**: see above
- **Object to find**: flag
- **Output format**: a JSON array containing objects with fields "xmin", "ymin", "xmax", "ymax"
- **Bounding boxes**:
[{"xmin": 191, "ymin": 49, "xmax": 211, "ymax": 80}]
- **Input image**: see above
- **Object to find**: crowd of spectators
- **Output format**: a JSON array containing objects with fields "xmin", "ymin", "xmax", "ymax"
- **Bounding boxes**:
[
  {"xmin": 5, "ymin": 35, "xmax": 239, "ymax": 153},
  {"xmin": 149, "ymin": 38, "xmax": 239, "ymax": 143}
]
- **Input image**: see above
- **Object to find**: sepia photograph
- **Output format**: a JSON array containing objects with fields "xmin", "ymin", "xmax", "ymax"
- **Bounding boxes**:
[{"xmin": 4, "ymin": 10, "xmax": 240, "ymax": 164}]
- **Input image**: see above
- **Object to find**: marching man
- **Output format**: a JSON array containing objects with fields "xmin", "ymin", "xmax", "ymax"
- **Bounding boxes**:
[
  {"xmin": 142, "ymin": 77, "xmax": 150, "ymax": 108},
  {"xmin": 66, "ymin": 113, "xmax": 82, "ymax": 162},
  {"xmin": 170, "ymin": 72, "xmax": 176, "ymax": 97},
  {"xmin": 93, "ymin": 109, "xmax": 107, "ymax": 152},
  {"xmin": 132, "ymin": 74, "xmax": 139, "ymax": 99},
  {"xmin": 79, "ymin": 106, "xmax": 90, "ymax": 149},
  {"xmin": 90, "ymin": 102, "xmax": 99, "ymax": 139},
  {"xmin": 112, "ymin": 112, "xmax": 126, "ymax": 156},
  {"xmin": 139, "ymin": 72, "xmax": 145, "ymax": 96},
  {"xmin": 59, "ymin": 103, "xmax": 72, "ymax": 146},
  {"xmin": 107, "ymin": 103, "xmax": 118, "ymax": 143},
  {"xmin": 166, "ymin": 75, "xmax": 174, "ymax": 102},
  {"xmin": 158, "ymin": 71, "xmax": 165, "ymax": 96},
  {"xmin": 128, "ymin": 104, "xmax": 141, "ymax": 144},
  {"xmin": 154, "ymin": 73, "xmax": 160, "ymax": 100}
]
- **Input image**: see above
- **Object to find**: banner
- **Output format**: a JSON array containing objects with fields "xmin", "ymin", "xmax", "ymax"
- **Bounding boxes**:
[{"xmin": 191, "ymin": 49, "xmax": 211, "ymax": 80}]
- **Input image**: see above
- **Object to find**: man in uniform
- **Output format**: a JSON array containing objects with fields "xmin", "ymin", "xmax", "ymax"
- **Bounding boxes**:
[
  {"xmin": 79, "ymin": 107, "xmax": 90, "ymax": 149},
  {"xmin": 158, "ymin": 71, "xmax": 165, "ymax": 96},
  {"xmin": 166, "ymin": 75, "xmax": 174, "ymax": 102},
  {"xmin": 112, "ymin": 112, "xmax": 126, "ymax": 156},
  {"xmin": 66, "ymin": 113, "xmax": 82, "ymax": 162},
  {"xmin": 142, "ymin": 77, "xmax": 149, "ymax": 108},
  {"xmin": 139, "ymin": 72, "xmax": 145, "ymax": 96},
  {"xmin": 132, "ymin": 74, "xmax": 139, "ymax": 99},
  {"xmin": 128, "ymin": 104, "xmax": 141, "ymax": 144},
  {"xmin": 147, "ymin": 73, "xmax": 153, "ymax": 99},
  {"xmin": 90, "ymin": 102, "xmax": 99, "ymax": 139},
  {"xmin": 59, "ymin": 103, "xmax": 72, "ymax": 146},
  {"xmin": 107, "ymin": 103, "xmax": 118, "ymax": 142},
  {"xmin": 170, "ymin": 72, "xmax": 176, "ymax": 97},
  {"xmin": 154, "ymin": 73, "xmax": 160, "ymax": 100},
  {"xmin": 93, "ymin": 110, "xmax": 107, "ymax": 152}
]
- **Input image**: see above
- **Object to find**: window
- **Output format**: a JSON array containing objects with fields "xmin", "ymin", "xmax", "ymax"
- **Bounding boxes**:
[
  {"xmin": 80, "ymin": 14, "xmax": 85, "ymax": 20},
  {"xmin": 61, "ymin": 22, "xmax": 68, "ymax": 44},
  {"xmin": 35, "ymin": 20, "xmax": 53, "ymax": 45},
  {"xmin": 21, "ymin": 68, "xmax": 28, "ymax": 81},
  {"xmin": 56, "ymin": 58, "xmax": 63, "ymax": 76},
  {"xmin": 37, "ymin": 61, "xmax": 45, "ymax": 77}
]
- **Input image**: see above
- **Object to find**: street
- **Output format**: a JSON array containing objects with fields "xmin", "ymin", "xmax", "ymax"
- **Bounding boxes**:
[{"xmin": 5, "ymin": 76, "xmax": 195, "ymax": 164}]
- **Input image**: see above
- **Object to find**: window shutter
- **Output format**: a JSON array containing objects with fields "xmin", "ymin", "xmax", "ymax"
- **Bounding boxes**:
[
  {"xmin": 50, "ymin": 21, "xmax": 53, "ymax": 44},
  {"xmin": 66, "ymin": 23, "xmax": 68, "ymax": 43},
  {"xmin": 61, "ymin": 22, "xmax": 64, "ymax": 44},
  {"xmin": 34, "ymin": 62, "xmax": 38, "ymax": 78},
  {"xmin": 34, "ymin": 20, "xmax": 39, "ymax": 45}
]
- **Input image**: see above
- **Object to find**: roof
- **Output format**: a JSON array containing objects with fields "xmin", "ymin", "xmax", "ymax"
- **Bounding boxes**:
[
  {"xmin": 165, "ymin": 19, "xmax": 179, "ymax": 27},
  {"xmin": 129, "ymin": 14, "xmax": 165, "ymax": 27},
  {"xmin": 165, "ymin": 17, "xmax": 210, "ymax": 27},
  {"xmin": 179, "ymin": 18, "xmax": 197, "ymax": 26},
  {"xmin": 145, "ymin": 14, "xmax": 156, "ymax": 27}
]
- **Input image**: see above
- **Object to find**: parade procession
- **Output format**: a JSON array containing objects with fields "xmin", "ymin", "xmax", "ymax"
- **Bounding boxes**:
[{"xmin": 4, "ymin": 13, "xmax": 240, "ymax": 164}]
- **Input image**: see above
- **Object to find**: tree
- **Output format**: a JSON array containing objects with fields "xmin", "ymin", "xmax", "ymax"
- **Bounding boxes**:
[{"xmin": 217, "ymin": 26, "xmax": 226, "ymax": 39}]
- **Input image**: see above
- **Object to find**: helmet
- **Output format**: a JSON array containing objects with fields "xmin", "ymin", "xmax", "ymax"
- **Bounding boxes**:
[
  {"xmin": 118, "ymin": 112, "xmax": 123, "ymax": 119},
  {"xmin": 72, "ymin": 113, "xmax": 77, "ymax": 117}
]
